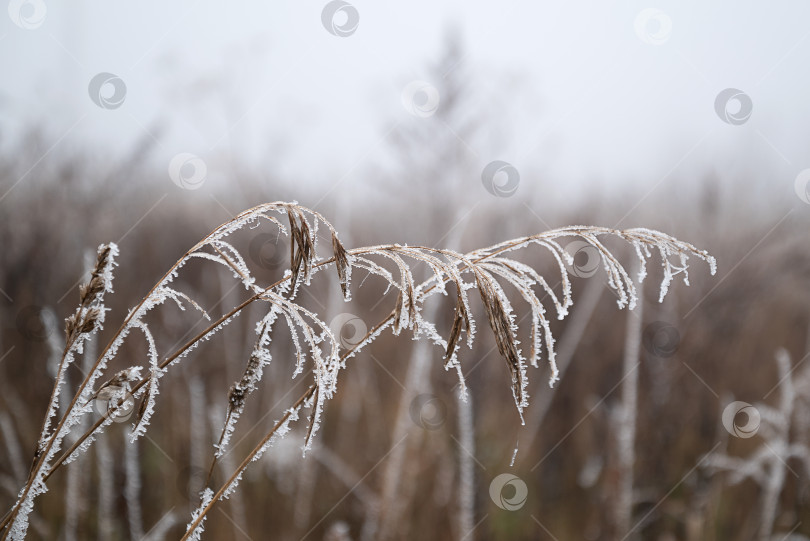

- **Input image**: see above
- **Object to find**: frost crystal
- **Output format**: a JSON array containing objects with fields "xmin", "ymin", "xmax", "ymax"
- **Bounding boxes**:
[{"xmin": 185, "ymin": 488, "xmax": 214, "ymax": 541}]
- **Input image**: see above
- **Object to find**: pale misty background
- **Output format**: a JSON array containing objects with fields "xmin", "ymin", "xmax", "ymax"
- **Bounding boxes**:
[{"xmin": 1, "ymin": 1, "xmax": 809, "ymax": 202}]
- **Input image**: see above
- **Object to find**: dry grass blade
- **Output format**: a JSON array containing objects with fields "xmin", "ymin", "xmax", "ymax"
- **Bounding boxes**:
[
  {"xmin": 445, "ymin": 288, "xmax": 470, "ymax": 361},
  {"xmin": 474, "ymin": 270, "xmax": 525, "ymax": 411},
  {"xmin": 331, "ymin": 230, "xmax": 351, "ymax": 300},
  {"xmin": 286, "ymin": 205, "xmax": 314, "ymax": 288}
]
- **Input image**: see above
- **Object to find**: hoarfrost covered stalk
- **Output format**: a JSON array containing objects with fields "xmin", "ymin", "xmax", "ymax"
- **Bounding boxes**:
[
  {"xmin": 704, "ymin": 349, "xmax": 810, "ymax": 541},
  {"xmin": 615, "ymin": 260, "xmax": 643, "ymax": 539},
  {"xmin": 456, "ymin": 391, "xmax": 475, "ymax": 540},
  {"xmin": 216, "ymin": 439, "xmax": 248, "ymax": 537},
  {"xmin": 0, "ymin": 202, "xmax": 716, "ymax": 540}
]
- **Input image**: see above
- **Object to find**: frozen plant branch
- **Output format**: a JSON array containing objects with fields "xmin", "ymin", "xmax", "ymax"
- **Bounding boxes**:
[{"xmin": 0, "ymin": 202, "xmax": 715, "ymax": 540}]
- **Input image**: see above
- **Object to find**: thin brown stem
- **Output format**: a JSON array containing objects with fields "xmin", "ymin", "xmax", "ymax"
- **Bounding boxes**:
[{"xmin": 181, "ymin": 385, "xmax": 317, "ymax": 541}]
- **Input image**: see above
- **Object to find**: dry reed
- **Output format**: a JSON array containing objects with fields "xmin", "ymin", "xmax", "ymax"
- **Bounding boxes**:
[{"xmin": 0, "ymin": 202, "xmax": 715, "ymax": 540}]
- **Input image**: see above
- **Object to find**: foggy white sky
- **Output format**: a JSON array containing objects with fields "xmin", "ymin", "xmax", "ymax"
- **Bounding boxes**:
[{"xmin": 1, "ymin": 0, "xmax": 809, "ymax": 198}]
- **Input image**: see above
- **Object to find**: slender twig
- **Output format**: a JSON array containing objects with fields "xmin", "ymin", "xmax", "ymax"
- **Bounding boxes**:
[{"xmin": 181, "ymin": 385, "xmax": 317, "ymax": 541}]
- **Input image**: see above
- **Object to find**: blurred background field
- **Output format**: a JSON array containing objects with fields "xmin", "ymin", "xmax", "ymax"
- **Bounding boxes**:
[{"xmin": 2, "ymin": 2, "xmax": 810, "ymax": 540}]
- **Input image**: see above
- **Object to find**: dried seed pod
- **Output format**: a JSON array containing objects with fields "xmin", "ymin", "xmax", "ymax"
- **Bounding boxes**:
[
  {"xmin": 331, "ymin": 231, "xmax": 351, "ymax": 299},
  {"xmin": 228, "ymin": 384, "xmax": 246, "ymax": 411},
  {"xmin": 444, "ymin": 290, "xmax": 469, "ymax": 360}
]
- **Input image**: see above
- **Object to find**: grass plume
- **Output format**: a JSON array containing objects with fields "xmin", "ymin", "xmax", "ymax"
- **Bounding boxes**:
[{"xmin": 0, "ymin": 202, "xmax": 715, "ymax": 540}]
